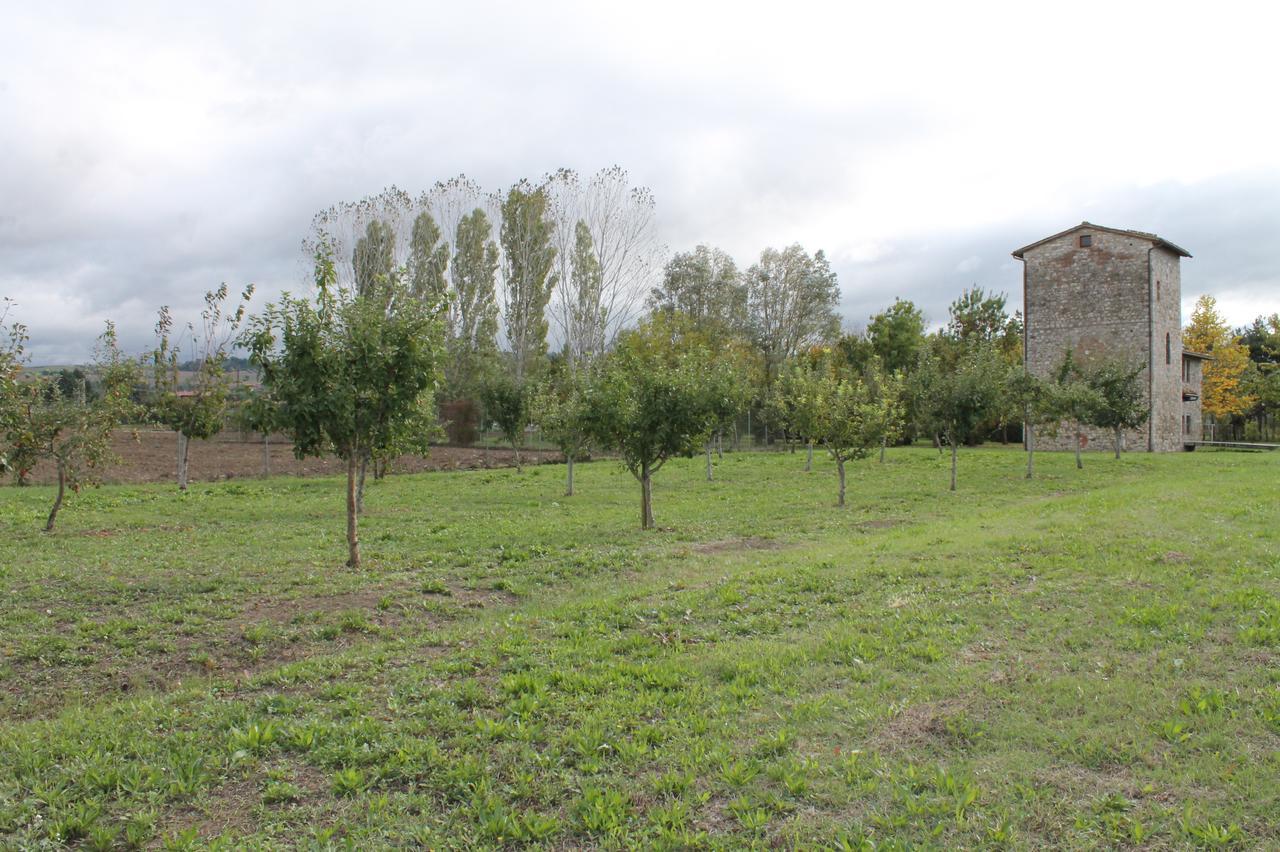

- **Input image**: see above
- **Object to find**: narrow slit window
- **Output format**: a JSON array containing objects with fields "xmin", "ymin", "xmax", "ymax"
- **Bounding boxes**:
[{"xmin": 1166, "ymin": 333, "xmax": 1172, "ymax": 365}]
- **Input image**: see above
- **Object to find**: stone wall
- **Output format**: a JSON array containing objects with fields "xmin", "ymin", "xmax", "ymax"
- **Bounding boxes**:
[
  {"xmin": 1022, "ymin": 226, "xmax": 1185, "ymax": 452},
  {"xmin": 1150, "ymin": 248, "xmax": 1184, "ymax": 451}
]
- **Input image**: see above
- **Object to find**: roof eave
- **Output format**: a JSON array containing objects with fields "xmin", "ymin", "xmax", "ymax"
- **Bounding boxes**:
[{"xmin": 1012, "ymin": 221, "xmax": 1192, "ymax": 259}]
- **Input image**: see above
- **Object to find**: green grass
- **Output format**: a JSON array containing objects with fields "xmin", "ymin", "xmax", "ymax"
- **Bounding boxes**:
[{"xmin": 1, "ymin": 446, "xmax": 1277, "ymax": 849}]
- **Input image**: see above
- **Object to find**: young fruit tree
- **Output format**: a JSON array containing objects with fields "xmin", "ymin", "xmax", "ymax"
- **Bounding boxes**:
[
  {"xmin": 1054, "ymin": 351, "xmax": 1105, "ymax": 470},
  {"xmin": 587, "ymin": 319, "xmax": 722, "ymax": 529},
  {"xmin": 698, "ymin": 357, "xmax": 750, "ymax": 482},
  {"xmin": 1084, "ymin": 359, "xmax": 1150, "ymax": 458},
  {"xmin": 5, "ymin": 324, "xmax": 138, "ymax": 531},
  {"xmin": 912, "ymin": 341, "xmax": 1008, "ymax": 491},
  {"xmin": 795, "ymin": 359, "xmax": 903, "ymax": 506},
  {"xmin": 150, "ymin": 284, "xmax": 254, "ymax": 490},
  {"xmin": 776, "ymin": 360, "xmax": 820, "ymax": 471},
  {"xmin": 1007, "ymin": 368, "xmax": 1060, "ymax": 480},
  {"xmin": 481, "ymin": 374, "xmax": 530, "ymax": 472},
  {"xmin": 530, "ymin": 368, "xmax": 593, "ymax": 496},
  {"xmin": 244, "ymin": 250, "xmax": 445, "ymax": 568}
]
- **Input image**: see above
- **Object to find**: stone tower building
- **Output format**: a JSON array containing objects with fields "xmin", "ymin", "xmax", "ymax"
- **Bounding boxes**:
[{"xmin": 1012, "ymin": 222, "xmax": 1208, "ymax": 452}]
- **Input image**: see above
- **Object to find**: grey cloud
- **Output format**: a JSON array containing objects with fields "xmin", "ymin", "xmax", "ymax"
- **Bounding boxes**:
[{"xmin": 3, "ymin": 7, "xmax": 1278, "ymax": 364}]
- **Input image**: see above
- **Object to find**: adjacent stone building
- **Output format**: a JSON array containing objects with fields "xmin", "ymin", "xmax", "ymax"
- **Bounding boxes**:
[{"xmin": 1013, "ymin": 222, "xmax": 1208, "ymax": 452}]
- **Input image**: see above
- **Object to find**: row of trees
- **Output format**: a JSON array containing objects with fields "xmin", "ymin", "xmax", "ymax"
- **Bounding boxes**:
[{"xmin": 0, "ymin": 273, "xmax": 1146, "ymax": 547}]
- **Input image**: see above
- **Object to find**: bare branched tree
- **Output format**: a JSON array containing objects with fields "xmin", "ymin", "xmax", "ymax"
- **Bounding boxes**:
[{"xmin": 548, "ymin": 166, "xmax": 663, "ymax": 372}]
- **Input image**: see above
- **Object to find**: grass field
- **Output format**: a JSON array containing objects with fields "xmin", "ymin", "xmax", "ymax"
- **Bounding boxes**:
[{"xmin": 1, "ymin": 447, "xmax": 1277, "ymax": 849}]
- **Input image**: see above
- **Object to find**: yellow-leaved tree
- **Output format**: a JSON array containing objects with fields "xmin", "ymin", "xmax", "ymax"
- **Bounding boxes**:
[{"xmin": 1183, "ymin": 295, "xmax": 1256, "ymax": 424}]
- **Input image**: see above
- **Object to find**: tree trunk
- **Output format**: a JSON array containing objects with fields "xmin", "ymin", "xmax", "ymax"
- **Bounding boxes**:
[
  {"xmin": 565, "ymin": 454, "xmax": 575, "ymax": 496},
  {"xmin": 177, "ymin": 432, "xmax": 189, "ymax": 491},
  {"xmin": 262, "ymin": 432, "xmax": 270, "ymax": 477},
  {"xmin": 1075, "ymin": 431, "xmax": 1083, "ymax": 469},
  {"xmin": 45, "ymin": 463, "xmax": 66, "ymax": 532},
  {"xmin": 1114, "ymin": 427, "xmax": 1123, "ymax": 459},
  {"xmin": 879, "ymin": 437, "xmax": 886, "ymax": 464},
  {"xmin": 804, "ymin": 440, "xmax": 813, "ymax": 472},
  {"xmin": 716, "ymin": 432, "xmax": 723, "ymax": 459},
  {"xmin": 346, "ymin": 454, "xmax": 360, "ymax": 568},
  {"xmin": 513, "ymin": 442, "xmax": 522, "ymax": 473},
  {"xmin": 950, "ymin": 440, "xmax": 958, "ymax": 492},
  {"xmin": 356, "ymin": 453, "xmax": 369, "ymax": 515},
  {"xmin": 837, "ymin": 457, "xmax": 846, "ymax": 507},
  {"xmin": 1025, "ymin": 423, "xmax": 1034, "ymax": 480},
  {"xmin": 705, "ymin": 442, "xmax": 713, "ymax": 481},
  {"xmin": 640, "ymin": 463, "xmax": 654, "ymax": 530},
  {"xmin": 934, "ymin": 434, "xmax": 943, "ymax": 455}
]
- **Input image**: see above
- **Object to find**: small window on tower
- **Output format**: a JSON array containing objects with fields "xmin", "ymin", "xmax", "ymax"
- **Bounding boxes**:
[
  {"xmin": 1166, "ymin": 333, "xmax": 1172, "ymax": 365},
  {"xmin": 1156, "ymin": 281, "xmax": 1161, "ymax": 301},
  {"xmin": 1079, "ymin": 235, "xmax": 1092, "ymax": 247}
]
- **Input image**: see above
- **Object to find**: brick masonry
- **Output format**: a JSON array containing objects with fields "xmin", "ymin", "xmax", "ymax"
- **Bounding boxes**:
[{"xmin": 1015, "ymin": 223, "xmax": 1203, "ymax": 452}]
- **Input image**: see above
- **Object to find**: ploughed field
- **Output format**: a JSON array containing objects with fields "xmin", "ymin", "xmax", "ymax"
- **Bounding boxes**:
[
  {"xmin": 19, "ymin": 429, "xmax": 558, "ymax": 486},
  {"xmin": 1, "ymin": 448, "xmax": 1277, "ymax": 848}
]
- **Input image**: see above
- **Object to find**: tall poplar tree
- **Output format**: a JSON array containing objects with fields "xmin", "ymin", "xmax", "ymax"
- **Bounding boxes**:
[
  {"xmin": 567, "ymin": 220, "xmax": 604, "ymax": 366},
  {"xmin": 352, "ymin": 220, "xmax": 397, "ymax": 299},
  {"xmin": 449, "ymin": 209, "xmax": 500, "ymax": 397},
  {"xmin": 407, "ymin": 211, "xmax": 450, "ymax": 307},
  {"xmin": 500, "ymin": 181, "xmax": 557, "ymax": 385}
]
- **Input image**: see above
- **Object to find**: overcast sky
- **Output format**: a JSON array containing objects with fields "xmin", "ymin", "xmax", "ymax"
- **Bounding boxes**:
[{"xmin": 3, "ymin": 1, "xmax": 1278, "ymax": 363}]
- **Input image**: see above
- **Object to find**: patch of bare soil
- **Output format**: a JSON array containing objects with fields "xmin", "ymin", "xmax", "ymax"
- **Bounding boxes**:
[
  {"xmin": 1159, "ymin": 551, "xmax": 1191, "ymax": 564},
  {"xmin": 855, "ymin": 518, "xmax": 902, "ymax": 529},
  {"xmin": 18, "ymin": 429, "xmax": 563, "ymax": 486},
  {"xmin": 869, "ymin": 698, "xmax": 971, "ymax": 753},
  {"xmin": 690, "ymin": 537, "xmax": 782, "ymax": 555},
  {"xmin": 156, "ymin": 761, "xmax": 341, "ymax": 846}
]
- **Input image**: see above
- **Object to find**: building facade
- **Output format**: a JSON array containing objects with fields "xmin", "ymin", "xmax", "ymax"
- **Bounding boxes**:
[{"xmin": 1013, "ymin": 222, "xmax": 1206, "ymax": 452}]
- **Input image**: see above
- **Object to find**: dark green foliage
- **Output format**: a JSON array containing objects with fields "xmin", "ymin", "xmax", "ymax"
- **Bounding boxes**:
[
  {"xmin": 945, "ymin": 287, "xmax": 1022, "ymax": 362},
  {"xmin": 481, "ymin": 374, "xmax": 529, "ymax": 470},
  {"xmin": 587, "ymin": 318, "xmax": 726, "ymax": 528},
  {"xmin": 867, "ymin": 298, "xmax": 926, "ymax": 374},
  {"xmin": 47, "ymin": 368, "xmax": 98, "ymax": 403},
  {"xmin": 530, "ymin": 367, "xmax": 593, "ymax": 494},
  {"xmin": 649, "ymin": 245, "xmax": 747, "ymax": 336},
  {"xmin": 1085, "ymin": 359, "xmax": 1150, "ymax": 457},
  {"xmin": 912, "ymin": 340, "xmax": 1008, "ymax": 489},
  {"xmin": 745, "ymin": 244, "xmax": 841, "ymax": 378}
]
